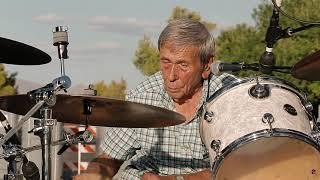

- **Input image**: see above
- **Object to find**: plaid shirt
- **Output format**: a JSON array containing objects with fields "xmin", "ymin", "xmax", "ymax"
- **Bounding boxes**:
[{"xmin": 100, "ymin": 71, "xmax": 237, "ymax": 179}]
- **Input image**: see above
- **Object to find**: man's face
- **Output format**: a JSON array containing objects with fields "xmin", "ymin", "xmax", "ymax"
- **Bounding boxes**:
[{"xmin": 160, "ymin": 43, "xmax": 210, "ymax": 102}]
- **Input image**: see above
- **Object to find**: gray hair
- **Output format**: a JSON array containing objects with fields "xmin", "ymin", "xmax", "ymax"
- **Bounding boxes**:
[{"xmin": 158, "ymin": 18, "xmax": 215, "ymax": 64}]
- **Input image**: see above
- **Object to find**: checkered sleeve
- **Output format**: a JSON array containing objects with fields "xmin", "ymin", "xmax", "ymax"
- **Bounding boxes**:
[{"xmin": 99, "ymin": 127, "xmax": 141, "ymax": 161}]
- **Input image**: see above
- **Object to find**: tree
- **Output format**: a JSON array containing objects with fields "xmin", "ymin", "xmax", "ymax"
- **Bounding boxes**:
[
  {"xmin": 0, "ymin": 64, "xmax": 16, "ymax": 95},
  {"xmin": 216, "ymin": 0, "xmax": 320, "ymax": 103},
  {"xmin": 133, "ymin": 6, "xmax": 216, "ymax": 76},
  {"xmin": 94, "ymin": 78, "xmax": 127, "ymax": 100}
]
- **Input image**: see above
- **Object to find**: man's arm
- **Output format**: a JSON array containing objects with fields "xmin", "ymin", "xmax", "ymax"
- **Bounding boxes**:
[{"xmin": 73, "ymin": 153, "xmax": 124, "ymax": 180}]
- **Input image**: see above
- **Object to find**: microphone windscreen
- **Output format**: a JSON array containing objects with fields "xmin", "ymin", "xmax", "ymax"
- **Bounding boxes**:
[{"xmin": 211, "ymin": 61, "xmax": 221, "ymax": 76}]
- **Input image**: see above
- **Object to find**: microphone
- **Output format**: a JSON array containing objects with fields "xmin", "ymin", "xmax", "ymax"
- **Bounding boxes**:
[
  {"xmin": 259, "ymin": 0, "xmax": 282, "ymax": 74},
  {"xmin": 0, "ymin": 112, "xmax": 40, "ymax": 180},
  {"xmin": 211, "ymin": 61, "xmax": 245, "ymax": 76},
  {"xmin": 265, "ymin": 0, "xmax": 282, "ymax": 49},
  {"xmin": 57, "ymin": 130, "xmax": 93, "ymax": 155}
]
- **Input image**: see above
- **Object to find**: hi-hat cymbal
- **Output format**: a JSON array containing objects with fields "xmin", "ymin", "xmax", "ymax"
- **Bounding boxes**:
[
  {"xmin": 0, "ymin": 94, "xmax": 185, "ymax": 128},
  {"xmin": 292, "ymin": 50, "xmax": 320, "ymax": 81},
  {"xmin": 0, "ymin": 37, "xmax": 51, "ymax": 65}
]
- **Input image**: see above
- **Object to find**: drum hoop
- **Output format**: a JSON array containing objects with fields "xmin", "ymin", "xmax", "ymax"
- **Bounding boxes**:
[
  {"xmin": 211, "ymin": 128, "xmax": 320, "ymax": 179},
  {"xmin": 208, "ymin": 76, "xmax": 304, "ymax": 103},
  {"xmin": 206, "ymin": 76, "xmax": 314, "ymax": 120}
]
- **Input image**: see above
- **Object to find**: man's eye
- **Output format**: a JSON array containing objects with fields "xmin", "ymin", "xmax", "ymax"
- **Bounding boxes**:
[
  {"xmin": 180, "ymin": 63, "xmax": 188, "ymax": 68},
  {"xmin": 161, "ymin": 60, "xmax": 170, "ymax": 64}
]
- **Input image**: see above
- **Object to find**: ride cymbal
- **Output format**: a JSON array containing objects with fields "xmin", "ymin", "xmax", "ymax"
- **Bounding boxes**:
[
  {"xmin": 292, "ymin": 50, "xmax": 320, "ymax": 81},
  {"xmin": 0, "ymin": 94, "xmax": 185, "ymax": 128},
  {"xmin": 0, "ymin": 37, "xmax": 51, "ymax": 65}
]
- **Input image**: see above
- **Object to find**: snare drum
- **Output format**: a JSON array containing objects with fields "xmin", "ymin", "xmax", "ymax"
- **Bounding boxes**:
[{"xmin": 200, "ymin": 77, "xmax": 320, "ymax": 180}]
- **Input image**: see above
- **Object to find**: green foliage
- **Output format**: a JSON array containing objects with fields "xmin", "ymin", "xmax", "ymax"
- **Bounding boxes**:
[
  {"xmin": 133, "ymin": 35, "xmax": 160, "ymax": 76},
  {"xmin": 95, "ymin": 78, "xmax": 127, "ymax": 100},
  {"xmin": 0, "ymin": 64, "xmax": 16, "ymax": 95},
  {"xmin": 216, "ymin": 0, "xmax": 320, "ymax": 103},
  {"xmin": 133, "ymin": 6, "xmax": 216, "ymax": 76},
  {"xmin": 168, "ymin": 6, "xmax": 216, "ymax": 31}
]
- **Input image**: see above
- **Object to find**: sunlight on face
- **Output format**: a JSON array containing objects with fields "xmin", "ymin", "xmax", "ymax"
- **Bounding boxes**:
[{"xmin": 160, "ymin": 43, "xmax": 206, "ymax": 102}]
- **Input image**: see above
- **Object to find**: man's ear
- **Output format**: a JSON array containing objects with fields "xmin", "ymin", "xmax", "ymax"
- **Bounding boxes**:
[{"xmin": 202, "ymin": 56, "xmax": 214, "ymax": 79}]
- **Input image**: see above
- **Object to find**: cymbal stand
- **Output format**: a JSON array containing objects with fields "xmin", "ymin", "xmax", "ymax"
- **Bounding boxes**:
[
  {"xmin": 0, "ymin": 101, "xmax": 45, "ymax": 147},
  {"xmin": 27, "ymin": 90, "xmax": 57, "ymax": 180},
  {"xmin": 53, "ymin": 26, "xmax": 69, "ymax": 77}
]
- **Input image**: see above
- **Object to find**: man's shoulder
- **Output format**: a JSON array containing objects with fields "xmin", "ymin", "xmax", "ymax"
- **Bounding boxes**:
[
  {"xmin": 126, "ymin": 72, "xmax": 165, "ymax": 104},
  {"xmin": 208, "ymin": 73, "xmax": 241, "ymax": 95}
]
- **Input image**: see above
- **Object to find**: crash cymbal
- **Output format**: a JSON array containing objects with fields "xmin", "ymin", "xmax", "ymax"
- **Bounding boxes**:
[
  {"xmin": 0, "ymin": 94, "xmax": 185, "ymax": 128},
  {"xmin": 0, "ymin": 37, "xmax": 51, "ymax": 65},
  {"xmin": 292, "ymin": 50, "xmax": 320, "ymax": 81}
]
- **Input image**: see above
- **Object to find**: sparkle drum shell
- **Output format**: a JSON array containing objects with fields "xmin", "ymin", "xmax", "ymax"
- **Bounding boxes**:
[{"xmin": 200, "ymin": 77, "xmax": 320, "ymax": 180}]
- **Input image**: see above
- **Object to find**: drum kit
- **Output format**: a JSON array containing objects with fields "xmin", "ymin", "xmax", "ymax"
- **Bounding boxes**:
[
  {"xmin": 0, "ymin": 29, "xmax": 186, "ymax": 180},
  {"xmin": 0, "ymin": 19, "xmax": 318, "ymax": 180}
]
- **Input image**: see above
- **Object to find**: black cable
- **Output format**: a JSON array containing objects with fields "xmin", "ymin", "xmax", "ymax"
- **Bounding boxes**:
[{"xmin": 271, "ymin": 0, "xmax": 320, "ymax": 25}]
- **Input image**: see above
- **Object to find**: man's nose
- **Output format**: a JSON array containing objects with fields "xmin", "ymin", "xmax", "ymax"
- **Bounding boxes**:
[{"xmin": 169, "ymin": 64, "xmax": 178, "ymax": 82}]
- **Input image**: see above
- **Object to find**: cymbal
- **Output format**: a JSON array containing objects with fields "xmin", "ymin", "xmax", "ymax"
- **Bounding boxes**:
[
  {"xmin": 0, "ymin": 94, "xmax": 185, "ymax": 128},
  {"xmin": 0, "ymin": 37, "xmax": 51, "ymax": 65},
  {"xmin": 292, "ymin": 50, "xmax": 320, "ymax": 81}
]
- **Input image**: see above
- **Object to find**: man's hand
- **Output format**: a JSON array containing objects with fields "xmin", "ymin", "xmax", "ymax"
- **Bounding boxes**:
[
  {"xmin": 73, "ymin": 173, "xmax": 110, "ymax": 180},
  {"xmin": 72, "ymin": 153, "xmax": 123, "ymax": 180},
  {"xmin": 142, "ymin": 172, "xmax": 162, "ymax": 180}
]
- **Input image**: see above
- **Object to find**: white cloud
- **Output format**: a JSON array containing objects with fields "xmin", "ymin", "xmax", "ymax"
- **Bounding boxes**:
[
  {"xmin": 88, "ymin": 16, "xmax": 163, "ymax": 36},
  {"xmin": 33, "ymin": 13, "xmax": 66, "ymax": 23},
  {"xmin": 69, "ymin": 41, "xmax": 127, "ymax": 58}
]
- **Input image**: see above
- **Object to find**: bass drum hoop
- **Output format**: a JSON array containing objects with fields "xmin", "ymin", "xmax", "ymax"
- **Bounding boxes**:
[{"xmin": 211, "ymin": 128, "xmax": 320, "ymax": 180}]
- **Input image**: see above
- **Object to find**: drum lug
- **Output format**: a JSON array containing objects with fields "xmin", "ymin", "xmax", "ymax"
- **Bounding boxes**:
[
  {"xmin": 262, "ymin": 113, "xmax": 275, "ymax": 135},
  {"xmin": 311, "ymin": 131, "xmax": 320, "ymax": 145},
  {"xmin": 204, "ymin": 111, "xmax": 214, "ymax": 122},
  {"xmin": 211, "ymin": 139, "xmax": 221, "ymax": 153},
  {"xmin": 249, "ymin": 78, "xmax": 270, "ymax": 99},
  {"xmin": 305, "ymin": 101, "xmax": 313, "ymax": 112}
]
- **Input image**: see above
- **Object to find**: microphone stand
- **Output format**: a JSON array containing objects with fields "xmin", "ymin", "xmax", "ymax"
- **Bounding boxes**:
[{"xmin": 260, "ymin": 2, "xmax": 320, "ymax": 75}]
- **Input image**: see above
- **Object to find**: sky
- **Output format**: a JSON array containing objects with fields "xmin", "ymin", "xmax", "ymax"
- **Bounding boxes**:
[{"xmin": 1, "ymin": 0, "xmax": 262, "ymax": 90}]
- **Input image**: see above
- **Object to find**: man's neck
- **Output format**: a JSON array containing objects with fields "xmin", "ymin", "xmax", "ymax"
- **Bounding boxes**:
[{"xmin": 173, "ymin": 86, "xmax": 203, "ymax": 122}]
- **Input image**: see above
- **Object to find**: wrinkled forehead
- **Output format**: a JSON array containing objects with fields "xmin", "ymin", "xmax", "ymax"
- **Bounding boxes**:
[
  {"xmin": 160, "ymin": 43, "xmax": 201, "ymax": 62},
  {"xmin": 160, "ymin": 42, "xmax": 199, "ymax": 52}
]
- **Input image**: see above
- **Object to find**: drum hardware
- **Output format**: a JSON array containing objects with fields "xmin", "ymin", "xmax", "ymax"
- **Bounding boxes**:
[
  {"xmin": 204, "ymin": 111, "xmax": 214, "ymax": 122},
  {"xmin": 283, "ymin": 104, "xmax": 297, "ymax": 116},
  {"xmin": 57, "ymin": 130, "xmax": 93, "ymax": 155},
  {"xmin": 249, "ymin": 77, "xmax": 270, "ymax": 99},
  {"xmin": 262, "ymin": 113, "xmax": 275, "ymax": 134},
  {"xmin": 0, "ymin": 130, "xmax": 93, "ymax": 160},
  {"xmin": 210, "ymin": 139, "xmax": 223, "ymax": 168},
  {"xmin": 2, "ymin": 143, "xmax": 24, "ymax": 180},
  {"xmin": 311, "ymin": 131, "xmax": 320, "ymax": 145},
  {"xmin": 53, "ymin": 26, "xmax": 69, "ymax": 76},
  {"xmin": 304, "ymin": 101, "xmax": 314, "ymax": 112},
  {"xmin": 210, "ymin": 140, "xmax": 221, "ymax": 155}
]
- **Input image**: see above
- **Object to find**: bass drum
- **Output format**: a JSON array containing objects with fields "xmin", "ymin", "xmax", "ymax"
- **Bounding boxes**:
[{"xmin": 200, "ymin": 77, "xmax": 320, "ymax": 180}]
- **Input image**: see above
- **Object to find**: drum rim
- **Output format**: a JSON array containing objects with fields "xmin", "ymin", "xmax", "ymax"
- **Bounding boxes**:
[
  {"xmin": 211, "ymin": 128, "xmax": 320, "ymax": 179},
  {"xmin": 206, "ymin": 76, "xmax": 314, "ymax": 121},
  {"xmin": 207, "ymin": 77, "xmax": 305, "ymax": 102}
]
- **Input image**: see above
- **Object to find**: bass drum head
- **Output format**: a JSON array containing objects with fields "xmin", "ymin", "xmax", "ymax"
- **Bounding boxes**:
[{"xmin": 213, "ymin": 131, "xmax": 320, "ymax": 180}]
